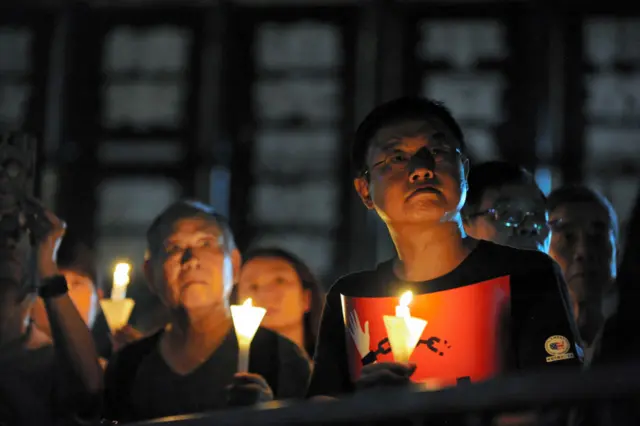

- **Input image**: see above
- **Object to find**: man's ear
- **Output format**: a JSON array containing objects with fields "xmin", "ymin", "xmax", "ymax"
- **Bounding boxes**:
[
  {"xmin": 231, "ymin": 248, "xmax": 242, "ymax": 283},
  {"xmin": 354, "ymin": 177, "xmax": 374, "ymax": 210}
]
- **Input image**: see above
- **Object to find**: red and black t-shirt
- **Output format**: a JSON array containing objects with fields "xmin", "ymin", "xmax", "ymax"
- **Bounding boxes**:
[{"xmin": 307, "ymin": 240, "xmax": 581, "ymax": 397}]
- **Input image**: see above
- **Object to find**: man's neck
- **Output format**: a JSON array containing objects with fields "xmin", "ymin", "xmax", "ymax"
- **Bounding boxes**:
[
  {"xmin": 161, "ymin": 304, "xmax": 233, "ymax": 374},
  {"xmin": 388, "ymin": 218, "xmax": 476, "ymax": 282},
  {"xmin": 167, "ymin": 304, "xmax": 232, "ymax": 350}
]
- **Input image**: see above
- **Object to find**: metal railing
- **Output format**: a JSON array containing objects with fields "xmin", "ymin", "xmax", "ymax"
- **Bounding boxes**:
[{"xmin": 126, "ymin": 361, "xmax": 640, "ymax": 425}]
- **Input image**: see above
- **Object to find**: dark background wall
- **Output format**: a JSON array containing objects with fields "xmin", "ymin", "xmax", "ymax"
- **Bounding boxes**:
[{"xmin": 0, "ymin": 0, "xmax": 638, "ymax": 292}]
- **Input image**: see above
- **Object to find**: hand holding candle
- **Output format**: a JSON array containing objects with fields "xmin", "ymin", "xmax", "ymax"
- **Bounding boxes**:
[
  {"xmin": 230, "ymin": 298, "xmax": 266, "ymax": 373},
  {"xmin": 100, "ymin": 261, "xmax": 135, "ymax": 333},
  {"xmin": 383, "ymin": 291, "xmax": 427, "ymax": 364}
]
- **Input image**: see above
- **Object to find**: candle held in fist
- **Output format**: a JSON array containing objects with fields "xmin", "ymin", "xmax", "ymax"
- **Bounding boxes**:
[
  {"xmin": 230, "ymin": 298, "xmax": 266, "ymax": 373},
  {"xmin": 111, "ymin": 262, "xmax": 131, "ymax": 301}
]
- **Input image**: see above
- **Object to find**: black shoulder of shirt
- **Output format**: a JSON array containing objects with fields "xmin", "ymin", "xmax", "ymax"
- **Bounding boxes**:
[
  {"xmin": 103, "ymin": 331, "xmax": 162, "ymax": 421},
  {"xmin": 251, "ymin": 327, "xmax": 309, "ymax": 363},
  {"xmin": 329, "ymin": 240, "xmax": 579, "ymax": 355},
  {"xmin": 251, "ymin": 327, "xmax": 312, "ymax": 399},
  {"xmin": 329, "ymin": 240, "xmax": 563, "ymax": 298},
  {"xmin": 250, "ymin": 325, "xmax": 310, "ymax": 372}
]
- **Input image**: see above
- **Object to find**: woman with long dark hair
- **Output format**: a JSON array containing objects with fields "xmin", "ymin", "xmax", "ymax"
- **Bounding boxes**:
[{"xmin": 235, "ymin": 247, "xmax": 324, "ymax": 358}]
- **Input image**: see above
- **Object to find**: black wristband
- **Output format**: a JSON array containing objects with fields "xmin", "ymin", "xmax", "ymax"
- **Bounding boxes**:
[{"xmin": 38, "ymin": 275, "xmax": 68, "ymax": 299}]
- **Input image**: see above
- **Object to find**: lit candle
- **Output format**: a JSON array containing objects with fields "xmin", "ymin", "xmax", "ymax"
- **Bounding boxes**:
[
  {"xmin": 230, "ymin": 298, "xmax": 266, "ymax": 373},
  {"xmin": 111, "ymin": 262, "xmax": 131, "ymax": 301},
  {"xmin": 396, "ymin": 291, "xmax": 412, "ymax": 318},
  {"xmin": 383, "ymin": 291, "xmax": 427, "ymax": 364},
  {"xmin": 101, "ymin": 262, "xmax": 135, "ymax": 333}
]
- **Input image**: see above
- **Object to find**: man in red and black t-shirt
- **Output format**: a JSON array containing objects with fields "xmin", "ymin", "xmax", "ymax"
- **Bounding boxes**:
[{"xmin": 307, "ymin": 97, "xmax": 580, "ymax": 398}]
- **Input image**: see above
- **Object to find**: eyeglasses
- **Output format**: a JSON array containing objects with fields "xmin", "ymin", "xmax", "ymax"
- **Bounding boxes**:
[
  {"xmin": 467, "ymin": 208, "xmax": 548, "ymax": 233},
  {"xmin": 362, "ymin": 146, "xmax": 463, "ymax": 178}
]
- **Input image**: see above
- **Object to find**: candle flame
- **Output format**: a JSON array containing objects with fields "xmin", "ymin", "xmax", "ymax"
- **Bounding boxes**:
[
  {"xmin": 399, "ymin": 291, "xmax": 412, "ymax": 307},
  {"xmin": 242, "ymin": 298, "xmax": 253, "ymax": 307},
  {"xmin": 113, "ymin": 262, "xmax": 131, "ymax": 288}
]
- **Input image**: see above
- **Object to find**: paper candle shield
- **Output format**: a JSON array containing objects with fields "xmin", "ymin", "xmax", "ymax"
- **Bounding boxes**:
[
  {"xmin": 383, "ymin": 315, "xmax": 427, "ymax": 363},
  {"xmin": 100, "ymin": 299, "xmax": 135, "ymax": 333}
]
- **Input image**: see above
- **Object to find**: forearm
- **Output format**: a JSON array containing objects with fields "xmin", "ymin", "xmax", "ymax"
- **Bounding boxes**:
[{"xmin": 44, "ymin": 290, "xmax": 103, "ymax": 397}]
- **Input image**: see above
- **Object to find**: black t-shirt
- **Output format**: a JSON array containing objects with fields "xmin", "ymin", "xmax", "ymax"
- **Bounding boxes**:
[
  {"xmin": 307, "ymin": 240, "xmax": 581, "ymax": 397},
  {"xmin": 104, "ymin": 326, "xmax": 311, "ymax": 423}
]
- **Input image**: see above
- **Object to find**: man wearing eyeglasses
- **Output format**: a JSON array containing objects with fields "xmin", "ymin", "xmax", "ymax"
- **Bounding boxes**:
[
  {"xmin": 462, "ymin": 161, "xmax": 549, "ymax": 252},
  {"xmin": 308, "ymin": 97, "xmax": 580, "ymax": 403}
]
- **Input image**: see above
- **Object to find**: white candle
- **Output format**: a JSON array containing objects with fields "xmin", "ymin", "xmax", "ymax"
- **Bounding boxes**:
[
  {"xmin": 111, "ymin": 262, "xmax": 131, "ymax": 301},
  {"xmin": 230, "ymin": 298, "xmax": 266, "ymax": 373},
  {"xmin": 384, "ymin": 290, "xmax": 427, "ymax": 364},
  {"xmin": 395, "ymin": 291, "xmax": 412, "ymax": 318}
]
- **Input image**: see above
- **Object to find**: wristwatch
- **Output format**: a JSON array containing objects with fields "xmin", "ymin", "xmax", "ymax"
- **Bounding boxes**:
[{"xmin": 38, "ymin": 275, "xmax": 68, "ymax": 299}]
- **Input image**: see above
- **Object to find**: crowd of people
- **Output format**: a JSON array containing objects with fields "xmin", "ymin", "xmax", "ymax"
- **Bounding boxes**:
[{"xmin": 0, "ymin": 96, "xmax": 637, "ymax": 425}]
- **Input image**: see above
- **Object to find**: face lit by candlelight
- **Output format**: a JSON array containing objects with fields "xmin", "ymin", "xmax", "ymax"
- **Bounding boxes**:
[
  {"xmin": 354, "ymin": 118, "xmax": 468, "ymax": 226},
  {"xmin": 146, "ymin": 217, "xmax": 241, "ymax": 311},
  {"xmin": 237, "ymin": 256, "xmax": 310, "ymax": 333}
]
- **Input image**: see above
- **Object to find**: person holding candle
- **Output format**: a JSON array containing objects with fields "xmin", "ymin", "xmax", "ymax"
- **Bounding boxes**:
[
  {"xmin": 307, "ymin": 97, "xmax": 581, "ymax": 399},
  {"xmin": 235, "ymin": 247, "xmax": 325, "ymax": 359},
  {"xmin": 102, "ymin": 200, "xmax": 311, "ymax": 423},
  {"xmin": 30, "ymin": 242, "xmax": 144, "ymax": 364}
]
